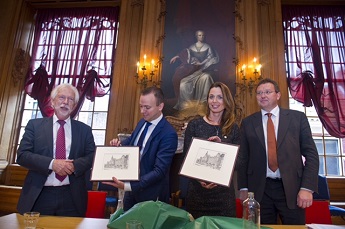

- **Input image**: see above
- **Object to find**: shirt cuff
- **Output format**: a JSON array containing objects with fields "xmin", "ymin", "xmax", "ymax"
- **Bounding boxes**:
[
  {"xmin": 300, "ymin": 187, "xmax": 314, "ymax": 193},
  {"xmin": 124, "ymin": 182, "xmax": 132, "ymax": 191},
  {"xmin": 49, "ymin": 159, "xmax": 54, "ymax": 170}
]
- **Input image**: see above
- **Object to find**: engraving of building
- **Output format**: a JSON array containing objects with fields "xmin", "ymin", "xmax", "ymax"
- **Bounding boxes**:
[
  {"xmin": 196, "ymin": 152, "xmax": 224, "ymax": 170},
  {"xmin": 104, "ymin": 154, "xmax": 129, "ymax": 169}
]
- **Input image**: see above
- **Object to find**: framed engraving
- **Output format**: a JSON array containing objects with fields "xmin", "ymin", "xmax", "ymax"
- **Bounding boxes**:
[
  {"xmin": 90, "ymin": 146, "xmax": 139, "ymax": 181},
  {"xmin": 179, "ymin": 138, "xmax": 239, "ymax": 187}
]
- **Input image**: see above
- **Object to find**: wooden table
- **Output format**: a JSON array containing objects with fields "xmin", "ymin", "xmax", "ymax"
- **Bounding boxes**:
[
  {"xmin": 0, "ymin": 213, "xmax": 308, "ymax": 229},
  {"xmin": 264, "ymin": 226, "xmax": 306, "ymax": 229},
  {"xmin": 0, "ymin": 213, "xmax": 109, "ymax": 229}
]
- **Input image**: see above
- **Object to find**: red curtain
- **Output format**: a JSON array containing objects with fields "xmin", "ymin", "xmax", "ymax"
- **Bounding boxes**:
[
  {"xmin": 282, "ymin": 6, "xmax": 345, "ymax": 138},
  {"xmin": 25, "ymin": 7, "xmax": 119, "ymax": 118}
]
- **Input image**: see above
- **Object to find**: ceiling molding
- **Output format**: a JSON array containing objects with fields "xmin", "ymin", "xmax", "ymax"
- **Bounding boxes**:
[
  {"xmin": 25, "ymin": 0, "xmax": 120, "ymax": 8},
  {"xmin": 281, "ymin": 0, "xmax": 345, "ymax": 5}
]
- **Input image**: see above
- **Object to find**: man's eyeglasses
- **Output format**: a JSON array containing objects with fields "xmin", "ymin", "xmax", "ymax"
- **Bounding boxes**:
[
  {"xmin": 57, "ymin": 95, "xmax": 75, "ymax": 103},
  {"xmin": 256, "ymin": 91, "xmax": 276, "ymax": 96}
]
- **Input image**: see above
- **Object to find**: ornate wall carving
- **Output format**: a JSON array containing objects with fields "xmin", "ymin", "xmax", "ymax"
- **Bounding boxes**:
[{"xmin": 12, "ymin": 48, "xmax": 30, "ymax": 86}]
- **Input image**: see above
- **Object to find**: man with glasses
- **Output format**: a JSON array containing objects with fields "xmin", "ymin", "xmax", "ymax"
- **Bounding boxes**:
[
  {"xmin": 105, "ymin": 86, "xmax": 178, "ymax": 211},
  {"xmin": 17, "ymin": 83, "xmax": 96, "ymax": 217},
  {"xmin": 237, "ymin": 78, "xmax": 319, "ymax": 225}
]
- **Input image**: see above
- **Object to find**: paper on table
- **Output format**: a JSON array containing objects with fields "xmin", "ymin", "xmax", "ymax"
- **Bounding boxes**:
[{"xmin": 307, "ymin": 224, "xmax": 345, "ymax": 229}]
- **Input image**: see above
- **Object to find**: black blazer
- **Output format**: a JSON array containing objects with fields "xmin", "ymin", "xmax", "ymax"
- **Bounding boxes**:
[
  {"xmin": 237, "ymin": 108, "xmax": 319, "ymax": 209},
  {"xmin": 16, "ymin": 117, "xmax": 95, "ymax": 215}
]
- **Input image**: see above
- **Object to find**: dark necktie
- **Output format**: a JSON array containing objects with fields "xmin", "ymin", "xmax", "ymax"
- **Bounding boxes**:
[
  {"xmin": 137, "ymin": 122, "xmax": 152, "ymax": 151},
  {"xmin": 266, "ymin": 113, "xmax": 278, "ymax": 172},
  {"xmin": 56, "ymin": 120, "xmax": 67, "ymax": 181}
]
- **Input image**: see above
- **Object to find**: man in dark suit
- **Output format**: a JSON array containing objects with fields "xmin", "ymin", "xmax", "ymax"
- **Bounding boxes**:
[
  {"xmin": 17, "ymin": 83, "xmax": 95, "ymax": 217},
  {"xmin": 237, "ymin": 78, "xmax": 319, "ymax": 225},
  {"xmin": 104, "ymin": 86, "xmax": 178, "ymax": 211}
]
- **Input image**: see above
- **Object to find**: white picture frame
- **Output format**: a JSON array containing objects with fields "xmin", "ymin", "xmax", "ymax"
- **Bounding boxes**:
[
  {"xmin": 179, "ymin": 138, "xmax": 239, "ymax": 187},
  {"xmin": 90, "ymin": 146, "xmax": 140, "ymax": 181}
]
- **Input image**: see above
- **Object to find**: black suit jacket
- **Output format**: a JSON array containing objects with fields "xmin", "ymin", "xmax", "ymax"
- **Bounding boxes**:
[
  {"xmin": 16, "ymin": 117, "xmax": 95, "ymax": 215},
  {"xmin": 237, "ymin": 108, "xmax": 319, "ymax": 209}
]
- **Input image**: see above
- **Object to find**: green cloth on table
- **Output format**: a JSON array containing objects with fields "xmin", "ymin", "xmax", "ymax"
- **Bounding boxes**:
[
  {"xmin": 107, "ymin": 200, "xmax": 192, "ymax": 229},
  {"xmin": 107, "ymin": 200, "xmax": 272, "ymax": 229}
]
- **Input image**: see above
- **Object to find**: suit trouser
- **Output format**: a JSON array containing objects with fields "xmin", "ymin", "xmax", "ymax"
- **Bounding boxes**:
[
  {"xmin": 260, "ymin": 178, "xmax": 305, "ymax": 225},
  {"xmin": 32, "ymin": 185, "xmax": 81, "ymax": 217}
]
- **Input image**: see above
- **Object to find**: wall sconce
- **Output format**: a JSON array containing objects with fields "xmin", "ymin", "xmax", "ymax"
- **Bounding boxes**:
[
  {"xmin": 134, "ymin": 54, "xmax": 160, "ymax": 88},
  {"xmin": 236, "ymin": 57, "xmax": 263, "ymax": 96}
]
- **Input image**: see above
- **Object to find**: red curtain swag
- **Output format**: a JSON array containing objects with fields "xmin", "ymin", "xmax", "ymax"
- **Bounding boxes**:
[
  {"xmin": 282, "ymin": 5, "xmax": 345, "ymax": 138},
  {"xmin": 25, "ymin": 7, "xmax": 119, "ymax": 118}
]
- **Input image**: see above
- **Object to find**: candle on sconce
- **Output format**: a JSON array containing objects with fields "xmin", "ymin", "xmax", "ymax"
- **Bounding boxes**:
[
  {"xmin": 151, "ymin": 59, "xmax": 155, "ymax": 71},
  {"xmin": 257, "ymin": 64, "xmax": 262, "ymax": 75},
  {"xmin": 136, "ymin": 61, "xmax": 140, "ymax": 73},
  {"xmin": 241, "ymin": 64, "xmax": 246, "ymax": 76},
  {"xmin": 253, "ymin": 57, "xmax": 258, "ymax": 73},
  {"xmin": 143, "ymin": 54, "xmax": 147, "ymax": 67}
]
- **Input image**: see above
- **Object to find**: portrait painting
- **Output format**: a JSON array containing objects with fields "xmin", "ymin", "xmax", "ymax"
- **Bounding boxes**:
[{"xmin": 161, "ymin": 0, "xmax": 236, "ymax": 116}]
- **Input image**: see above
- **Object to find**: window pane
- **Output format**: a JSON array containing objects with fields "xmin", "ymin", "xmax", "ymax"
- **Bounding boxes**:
[
  {"xmin": 22, "ymin": 110, "xmax": 35, "ymax": 126},
  {"xmin": 326, "ymin": 156, "xmax": 340, "ymax": 175},
  {"xmin": 319, "ymin": 156, "xmax": 325, "ymax": 175},
  {"xmin": 305, "ymin": 106, "xmax": 318, "ymax": 116},
  {"xmin": 24, "ymin": 97, "xmax": 38, "ymax": 109},
  {"xmin": 308, "ymin": 118, "xmax": 323, "ymax": 135},
  {"xmin": 324, "ymin": 139, "xmax": 339, "ymax": 155},
  {"xmin": 289, "ymin": 98, "xmax": 305, "ymax": 112},
  {"xmin": 92, "ymin": 112, "xmax": 107, "ymax": 129},
  {"xmin": 94, "ymin": 95, "xmax": 109, "ymax": 112},
  {"xmin": 18, "ymin": 127, "xmax": 25, "ymax": 144},
  {"xmin": 314, "ymin": 139, "xmax": 324, "ymax": 155},
  {"xmin": 80, "ymin": 100, "xmax": 94, "ymax": 112},
  {"xmin": 93, "ymin": 130, "xmax": 106, "ymax": 146},
  {"xmin": 77, "ymin": 112, "xmax": 93, "ymax": 126}
]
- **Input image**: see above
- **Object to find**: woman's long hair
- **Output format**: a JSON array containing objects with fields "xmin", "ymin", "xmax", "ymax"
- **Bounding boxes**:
[{"xmin": 206, "ymin": 82, "xmax": 236, "ymax": 136}]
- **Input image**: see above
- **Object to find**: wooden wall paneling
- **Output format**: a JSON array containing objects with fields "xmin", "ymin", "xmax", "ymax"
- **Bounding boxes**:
[
  {"xmin": 106, "ymin": 0, "xmax": 144, "ymax": 142},
  {"xmin": 133, "ymin": 0, "xmax": 165, "ymax": 122},
  {"xmin": 257, "ymin": 0, "xmax": 289, "ymax": 109},
  {"xmin": 4, "ymin": 164, "xmax": 28, "ymax": 186},
  {"xmin": 235, "ymin": 0, "xmax": 288, "ymax": 117},
  {"xmin": 328, "ymin": 177, "xmax": 345, "ymax": 202},
  {"xmin": 106, "ymin": 0, "xmax": 166, "ymax": 142},
  {"xmin": 235, "ymin": 0, "xmax": 262, "ymax": 117},
  {"xmin": 0, "ymin": 185, "xmax": 22, "ymax": 216},
  {"xmin": 0, "ymin": 0, "xmax": 35, "ymax": 173}
]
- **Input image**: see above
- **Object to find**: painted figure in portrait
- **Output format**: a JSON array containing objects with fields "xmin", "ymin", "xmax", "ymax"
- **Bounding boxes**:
[
  {"xmin": 161, "ymin": 0, "xmax": 236, "ymax": 116},
  {"xmin": 170, "ymin": 30, "xmax": 219, "ymax": 110}
]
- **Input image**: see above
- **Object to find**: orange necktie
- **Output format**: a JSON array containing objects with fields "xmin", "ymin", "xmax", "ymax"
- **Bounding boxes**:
[{"xmin": 266, "ymin": 113, "xmax": 278, "ymax": 172}]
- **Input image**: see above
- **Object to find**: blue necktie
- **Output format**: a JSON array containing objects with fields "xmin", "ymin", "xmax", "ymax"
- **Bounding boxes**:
[{"xmin": 137, "ymin": 122, "xmax": 152, "ymax": 150}]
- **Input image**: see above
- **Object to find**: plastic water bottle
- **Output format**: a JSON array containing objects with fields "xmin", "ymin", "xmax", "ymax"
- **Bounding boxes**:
[{"xmin": 242, "ymin": 192, "xmax": 260, "ymax": 229}]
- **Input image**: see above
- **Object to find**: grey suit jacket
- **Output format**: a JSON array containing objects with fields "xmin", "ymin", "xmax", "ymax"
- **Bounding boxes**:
[
  {"xmin": 16, "ymin": 117, "xmax": 95, "ymax": 215},
  {"xmin": 237, "ymin": 108, "xmax": 319, "ymax": 209}
]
